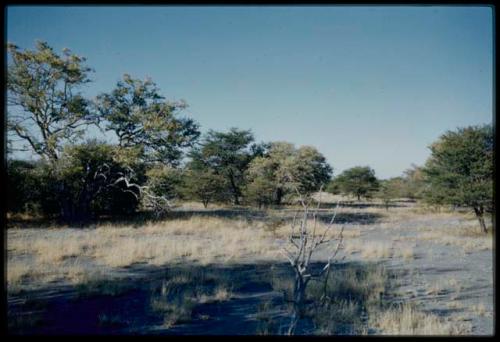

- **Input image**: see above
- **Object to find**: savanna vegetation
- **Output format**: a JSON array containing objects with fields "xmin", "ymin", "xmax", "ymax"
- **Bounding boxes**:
[{"xmin": 6, "ymin": 41, "xmax": 494, "ymax": 335}]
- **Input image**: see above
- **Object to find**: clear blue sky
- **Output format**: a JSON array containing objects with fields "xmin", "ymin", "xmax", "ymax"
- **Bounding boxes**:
[{"xmin": 6, "ymin": 6, "xmax": 493, "ymax": 179}]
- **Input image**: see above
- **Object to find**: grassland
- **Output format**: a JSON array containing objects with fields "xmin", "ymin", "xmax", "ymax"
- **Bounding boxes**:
[{"xmin": 6, "ymin": 195, "xmax": 494, "ymax": 335}]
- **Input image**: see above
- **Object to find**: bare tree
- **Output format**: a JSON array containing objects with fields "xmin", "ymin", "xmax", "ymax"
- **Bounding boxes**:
[{"xmin": 281, "ymin": 185, "xmax": 345, "ymax": 335}]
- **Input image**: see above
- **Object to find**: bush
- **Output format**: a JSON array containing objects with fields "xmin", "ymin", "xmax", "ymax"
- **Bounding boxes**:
[
  {"xmin": 54, "ymin": 140, "xmax": 142, "ymax": 222},
  {"xmin": 7, "ymin": 160, "xmax": 42, "ymax": 214}
]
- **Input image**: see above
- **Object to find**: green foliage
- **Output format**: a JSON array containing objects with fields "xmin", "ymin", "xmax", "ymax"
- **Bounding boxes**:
[
  {"xmin": 325, "ymin": 178, "xmax": 341, "ymax": 195},
  {"xmin": 96, "ymin": 74, "xmax": 200, "ymax": 165},
  {"xmin": 6, "ymin": 160, "xmax": 42, "ymax": 214},
  {"xmin": 376, "ymin": 177, "xmax": 405, "ymax": 210},
  {"xmin": 145, "ymin": 165, "xmax": 185, "ymax": 203},
  {"xmin": 333, "ymin": 166, "xmax": 379, "ymax": 201},
  {"xmin": 7, "ymin": 41, "xmax": 95, "ymax": 161},
  {"xmin": 181, "ymin": 168, "xmax": 229, "ymax": 208},
  {"xmin": 7, "ymin": 41, "xmax": 205, "ymax": 222},
  {"xmin": 244, "ymin": 172, "xmax": 276, "ymax": 208},
  {"xmin": 189, "ymin": 128, "xmax": 258, "ymax": 205},
  {"xmin": 401, "ymin": 164, "xmax": 426, "ymax": 200},
  {"xmin": 422, "ymin": 124, "xmax": 493, "ymax": 231},
  {"xmin": 53, "ymin": 140, "xmax": 142, "ymax": 222},
  {"xmin": 293, "ymin": 146, "xmax": 333, "ymax": 193},
  {"xmin": 245, "ymin": 142, "xmax": 332, "ymax": 205}
]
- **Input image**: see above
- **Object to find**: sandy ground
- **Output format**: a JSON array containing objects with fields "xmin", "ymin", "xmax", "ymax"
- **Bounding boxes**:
[
  {"xmin": 336, "ymin": 217, "xmax": 494, "ymax": 335},
  {"xmin": 6, "ymin": 200, "xmax": 494, "ymax": 335}
]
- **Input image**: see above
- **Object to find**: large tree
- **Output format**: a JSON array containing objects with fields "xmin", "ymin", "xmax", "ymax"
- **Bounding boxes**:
[
  {"xmin": 333, "ymin": 166, "xmax": 379, "ymax": 201},
  {"xmin": 189, "ymin": 128, "xmax": 258, "ymax": 205},
  {"xmin": 7, "ymin": 41, "xmax": 95, "ymax": 162},
  {"xmin": 245, "ymin": 142, "xmax": 332, "ymax": 205},
  {"xmin": 422, "ymin": 124, "xmax": 493, "ymax": 233},
  {"xmin": 95, "ymin": 74, "xmax": 200, "ymax": 165}
]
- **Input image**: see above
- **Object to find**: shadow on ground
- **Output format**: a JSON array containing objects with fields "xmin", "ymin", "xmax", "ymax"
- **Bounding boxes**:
[
  {"xmin": 7, "ymin": 206, "xmax": 385, "ymax": 229},
  {"xmin": 8, "ymin": 260, "xmax": 392, "ymax": 335}
]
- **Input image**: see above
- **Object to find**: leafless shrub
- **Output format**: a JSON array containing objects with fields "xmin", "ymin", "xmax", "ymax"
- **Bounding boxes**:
[{"xmin": 281, "ymin": 185, "xmax": 345, "ymax": 335}]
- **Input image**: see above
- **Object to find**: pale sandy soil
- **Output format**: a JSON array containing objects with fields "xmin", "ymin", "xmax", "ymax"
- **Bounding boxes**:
[{"xmin": 6, "ymin": 196, "xmax": 494, "ymax": 335}]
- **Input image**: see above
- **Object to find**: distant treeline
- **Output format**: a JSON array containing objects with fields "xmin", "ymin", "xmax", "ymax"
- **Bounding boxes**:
[{"xmin": 6, "ymin": 42, "xmax": 493, "ymax": 232}]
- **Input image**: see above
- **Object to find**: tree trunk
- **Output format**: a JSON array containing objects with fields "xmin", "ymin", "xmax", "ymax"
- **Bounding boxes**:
[
  {"xmin": 59, "ymin": 183, "xmax": 75, "ymax": 223},
  {"xmin": 228, "ymin": 171, "xmax": 240, "ymax": 205},
  {"xmin": 357, "ymin": 193, "xmax": 361, "ymax": 201},
  {"xmin": 474, "ymin": 206, "xmax": 488, "ymax": 234},
  {"xmin": 288, "ymin": 273, "xmax": 306, "ymax": 335},
  {"xmin": 275, "ymin": 188, "xmax": 283, "ymax": 206}
]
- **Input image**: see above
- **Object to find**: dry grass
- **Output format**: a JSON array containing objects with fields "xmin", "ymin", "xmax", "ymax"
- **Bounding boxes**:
[
  {"xmin": 360, "ymin": 242, "xmax": 393, "ymax": 260},
  {"xmin": 7, "ymin": 261, "xmax": 35, "ymax": 288},
  {"xmin": 446, "ymin": 301, "xmax": 463, "ymax": 310},
  {"xmin": 343, "ymin": 241, "xmax": 361, "ymax": 255},
  {"xmin": 470, "ymin": 303, "xmax": 489, "ymax": 317},
  {"xmin": 370, "ymin": 303, "xmax": 472, "ymax": 335},
  {"xmin": 425, "ymin": 281, "xmax": 447, "ymax": 296},
  {"xmin": 148, "ymin": 267, "xmax": 234, "ymax": 328},
  {"xmin": 7, "ymin": 217, "xmax": 281, "ymax": 291},
  {"xmin": 273, "ymin": 220, "xmax": 361, "ymax": 240},
  {"xmin": 393, "ymin": 243, "xmax": 415, "ymax": 260},
  {"xmin": 418, "ymin": 229, "xmax": 492, "ymax": 253},
  {"xmin": 7, "ymin": 200, "xmax": 492, "ymax": 335}
]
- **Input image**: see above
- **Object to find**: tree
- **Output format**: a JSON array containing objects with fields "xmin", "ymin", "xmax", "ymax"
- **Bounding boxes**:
[
  {"xmin": 95, "ymin": 74, "xmax": 200, "ymax": 165},
  {"xmin": 243, "ymin": 165, "xmax": 276, "ymax": 209},
  {"xmin": 245, "ymin": 142, "xmax": 332, "ymax": 205},
  {"xmin": 401, "ymin": 164, "xmax": 426, "ymax": 200},
  {"xmin": 189, "ymin": 128, "xmax": 257, "ymax": 205},
  {"xmin": 182, "ymin": 168, "xmax": 229, "ymax": 208},
  {"xmin": 7, "ymin": 41, "xmax": 95, "ymax": 162},
  {"xmin": 422, "ymin": 124, "xmax": 493, "ymax": 233},
  {"xmin": 145, "ymin": 165, "xmax": 184, "ymax": 202},
  {"xmin": 281, "ymin": 187, "xmax": 344, "ymax": 335},
  {"xmin": 325, "ymin": 178, "xmax": 341, "ymax": 195},
  {"xmin": 377, "ymin": 177, "xmax": 405, "ymax": 211},
  {"xmin": 334, "ymin": 166, "xmax": 379, "ymax": 201},
  {"xmin": 245, "ymin": 142, "xmax": 294, "ymax": 206},
  {"xmin": 293, "ymin": 146, "xmax": 333, "ymax": 194}
]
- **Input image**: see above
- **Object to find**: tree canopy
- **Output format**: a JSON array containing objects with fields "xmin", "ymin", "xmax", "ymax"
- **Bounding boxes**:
[
  {"xmin": 7, "ymin": 41, "xmax": 95, "ymax": 162},
  {"xmin": 422, "ymin": 124, "xmax": 493, "ymax": 232},
  {"xmin": 245, "ymin": 142, "xmax": 332, "ymax": 205},
  {"xmin": 333, "ymin": 166, "xmax": 379, "ymax": 201},
  {"xmin": 95, "ymin": 74, "xmax": 200, "ymax": 165},
  {"xmin": 189, "ymin": 128, "xmax": 258, "ymax": 205}
]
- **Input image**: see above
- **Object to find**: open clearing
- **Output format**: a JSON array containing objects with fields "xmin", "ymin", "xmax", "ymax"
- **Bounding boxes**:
[{"xmin": 6, "ymin": 195, "xmax": 494, "ymax": 335}]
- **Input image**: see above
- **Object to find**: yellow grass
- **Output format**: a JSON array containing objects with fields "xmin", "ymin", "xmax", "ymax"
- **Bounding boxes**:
[
  {"xmin": 393, "ymin": 243, "xmax": 415, "ymax": 260},
  {"xmin": 418, "ymin": 229, "xmax": 492, "ymax": 253},
  {"xmin": 370, "ymin": 303, "xmax": 471, "ymax": 335},
  {"xmin": 7, "ymin": 217, "xmax": 281, "ymax": 289},
  {"xmin": 360, "ymin": 242, "xmax": 393, "ymax": 259},
  {"xmin": 471, "ymin": 303, "xmax": 489, "ymax": 317}
]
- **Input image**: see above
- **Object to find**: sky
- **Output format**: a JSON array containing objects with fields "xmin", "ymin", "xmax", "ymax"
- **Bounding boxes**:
[{"xmin": 6, "ymin": 6, "xmax": 493, "ymax": 179}]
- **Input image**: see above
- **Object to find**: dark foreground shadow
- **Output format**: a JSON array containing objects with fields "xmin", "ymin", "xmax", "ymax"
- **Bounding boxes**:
[
  {"xmin": 318, "ymin": 202, "xmax": 408, "ymax": 209},
  {"xmin": 7, "ymin": 205, "xmax": 385, "ymax": 229},
  {"xmin": 8, "ymin": 260, "xmax": 394, "ymax": 336},
  {"xmin": 316, "ymin": 212, "xmax": 384, "ymax": 225}
]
